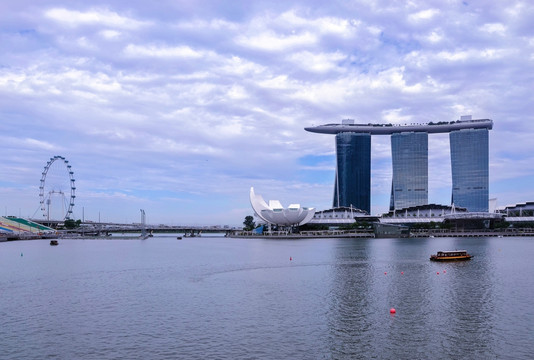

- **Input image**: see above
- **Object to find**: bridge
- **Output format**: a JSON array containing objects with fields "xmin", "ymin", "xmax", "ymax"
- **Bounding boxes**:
[
  {"xmin": 80, "ymin": 223, "xmax": 235, "ymax": 234},
  {"xmin": 31, "ymin": 219, "xmax": 238, "ymax": 235},
  {"xmin": 0, "ymin": 216, "xmax": 238, "ymax": 240}
]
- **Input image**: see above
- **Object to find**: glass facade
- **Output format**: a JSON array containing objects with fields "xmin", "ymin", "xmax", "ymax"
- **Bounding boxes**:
[
  {"xmin": 333, "ymin": 132, "xmax": 371, "ymax": 213},
  {"xmin": 450, "ymin": 128, "xmax": 489, "ymax": 212},
  {"xmin": 390, "ymin": 132, "xmax": 428, "ymax": 210}
]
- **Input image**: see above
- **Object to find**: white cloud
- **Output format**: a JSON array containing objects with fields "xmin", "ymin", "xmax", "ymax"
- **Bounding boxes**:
[
  {"xmin": 258, "ymin": 75, "xmax": 292, "ymax": 89},
  {"xmin": 426, "ymin": 30, "xmax": 443, "ymax": 43},
  {"xmin": 431, "ymin": 48, "xmax": 512, "ymax": 63},
  {"xmin": 216, "ymin": 56, "xmax": 266, "ymax": 76},
  {"xmin": 408, "ymin": 9, "xmax": 440, "ymax": 22},
  {"xmin": 279, "ymin": 10, "xmax": 355, "ymax": 37},
  {"xmin": 99, "ymin": 29, "xmax": 122, "ymax": 39},
  {"xmin": 290, "ymin": 78, "xmax": 352, "ymax": 105},
  {"xmin": 236, "ymin": 31, "xmax": 317, "ymax": 51},
  {"xmin": 226, "ymin": 85, "xmax": 248, "ymax": 100},
  {"xmin": 175, "ymin": 18, "xmax": 238, "ymax": 31},
  {"xmin": 0, "ymin": 137, "xmax": 57, "ymax": 151},
  {"xmin": 123, "ymin": 44, "xmax": 204, "ymax": 58},
  {"xmin": 382, "ymin": 109, "xmax": 412, "ymax": 124},
  {"xmin": 287, "ymin": 51, "xmax": 346, "ymax": 73},
  {"xmin": 45, "ymin": 8, "xmax": 148, "ymax": 29},
  {"xmin": 76, "ymin": 36, "xmax": 97, "ymax": 50},
  {"xmin": 480, "ymin": 23, "xmax": 507, "ymax": 35}
]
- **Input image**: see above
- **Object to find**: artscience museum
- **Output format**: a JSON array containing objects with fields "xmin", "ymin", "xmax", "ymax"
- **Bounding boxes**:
[{"xmin": 249, "ymin": 187, "xmax": 316, "ymax": 226}]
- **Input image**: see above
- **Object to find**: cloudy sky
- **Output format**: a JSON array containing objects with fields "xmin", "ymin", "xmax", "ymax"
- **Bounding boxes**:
[{"xmin": 1, "ymin": 0, "xmax": 533, "ymax": 225}]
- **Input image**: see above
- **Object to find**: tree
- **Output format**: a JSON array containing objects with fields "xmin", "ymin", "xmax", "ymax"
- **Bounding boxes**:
[
  {"xmin": 64, "ymin": 219, "xmax": 81, "ymax": 229},
  {"xmin": 243, "ymin": 215, "xmax": 255, "ymax": 231}
]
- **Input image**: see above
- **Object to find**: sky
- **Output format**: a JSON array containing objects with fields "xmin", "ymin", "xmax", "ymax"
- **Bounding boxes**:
[{"xmin": 1, "ymin": 0, "xmax": 533, "ymax": 226}]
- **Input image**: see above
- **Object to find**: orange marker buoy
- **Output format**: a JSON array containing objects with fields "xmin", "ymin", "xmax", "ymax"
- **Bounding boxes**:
[
  {"xmin": 384, "ymin": 272, "xmax": 387, "ymax": 275},
  {"xmin": 390, "ymin": 308, "xmax": 396, "ymax": 314},
  {"xmin": 401, "ymin": 271, "xmax": 404, "ymax": 275},
  {"xmin": 437, "ymin": 272, "xmax": 440, "ymax": 275}
]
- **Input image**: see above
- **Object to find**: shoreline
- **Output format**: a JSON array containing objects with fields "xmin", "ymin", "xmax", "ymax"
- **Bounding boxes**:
[
  {"xmin": 3, "ymin": 229, "xmax": 534, "ymax": 241},
  {"xmin": 230, "ymin": 229, "xmax": 534, "ymax": 239}
]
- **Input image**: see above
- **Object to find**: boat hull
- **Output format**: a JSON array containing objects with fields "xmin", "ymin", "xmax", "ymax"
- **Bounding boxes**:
[{"xmin": 430, "ymin": 255, "xmax": 471, "ymax": 261}]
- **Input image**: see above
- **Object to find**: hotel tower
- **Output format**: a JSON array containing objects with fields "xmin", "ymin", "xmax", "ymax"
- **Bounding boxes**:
[{"xmin": 305, "ymin": 117, "xmax": 492, "ymax": 213}]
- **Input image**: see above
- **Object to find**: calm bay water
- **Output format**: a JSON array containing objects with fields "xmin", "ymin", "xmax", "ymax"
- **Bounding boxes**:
[{"xmin": 1, "ymin": 235, "xmax": 533, "ymax": 359}]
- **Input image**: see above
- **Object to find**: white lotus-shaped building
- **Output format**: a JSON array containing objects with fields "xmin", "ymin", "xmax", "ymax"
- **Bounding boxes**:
[{"xmin": 249, "ymin": 187, "xmax": 316, "ymax": 226}]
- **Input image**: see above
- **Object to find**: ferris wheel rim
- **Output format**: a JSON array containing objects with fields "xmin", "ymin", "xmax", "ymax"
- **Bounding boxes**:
[{"xmin": 39, "ymin": 155, "xmax": 76, "ymax": 220}]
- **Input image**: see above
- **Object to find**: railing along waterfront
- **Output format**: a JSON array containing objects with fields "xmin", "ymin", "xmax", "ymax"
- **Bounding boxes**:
[
  {"xmin": 410, "ymin": 228, "xmax": 534, "ymax": 237},
  {"xmin": 231, "ymin": 229, "xmax": 375, "ymax": 238}
]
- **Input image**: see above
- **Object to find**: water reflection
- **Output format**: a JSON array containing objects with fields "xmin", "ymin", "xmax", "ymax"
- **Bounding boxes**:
[
  {"xmin": 326, "ymin": 237, "xmax": 503, "ymax": 359},
  {"xmin": 428, "ymin": 238, "xmax": 497, "ymax": 358},
  {"xmin": 326, "ymin": 239, "xmax": 375, "ymax": 357}
]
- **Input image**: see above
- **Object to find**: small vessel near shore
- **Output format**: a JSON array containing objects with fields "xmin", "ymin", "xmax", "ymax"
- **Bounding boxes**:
[
  {"xmin": 49, "ymin": 240, "xmax": 59, "ymax": 246},
  {"xmin": 183, "ymin": 232, "xmax": 201, "ymax": 238},
  {"xmin": 430, "ymin": 250, "xmax": 472, "ymax": 261}
]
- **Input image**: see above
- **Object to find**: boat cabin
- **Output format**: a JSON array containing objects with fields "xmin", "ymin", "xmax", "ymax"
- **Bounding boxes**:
[{"xmin": 430, "ymin": 250, "xmax": 472, "ymax": 261}]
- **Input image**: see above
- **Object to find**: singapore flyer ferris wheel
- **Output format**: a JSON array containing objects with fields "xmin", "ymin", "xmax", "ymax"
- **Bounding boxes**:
[{"xmin": 39, "ymin": 155, "xmax": 76, "ymax": 221}]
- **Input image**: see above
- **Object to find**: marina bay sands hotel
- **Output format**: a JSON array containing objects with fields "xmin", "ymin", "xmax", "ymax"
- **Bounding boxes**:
[{"xmin": 305, "ymin": 116, "xmax": 493, "ymax": 214}]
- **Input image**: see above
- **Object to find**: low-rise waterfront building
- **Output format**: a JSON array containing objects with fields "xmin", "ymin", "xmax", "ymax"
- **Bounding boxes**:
[
  {"xmin": 497, "ymin": 202, "xmax": 534, "ymax": 217},
  {"xmin": 381, "ymin": 204, "xmax": 467, "ymax": 221},
  {"xmin": 307, "ymin": 206, "xmax": 378, "ymax": 227},
  {"xmin": 497, "ymin": 202, "xmax": 534, "ymax": 225}
]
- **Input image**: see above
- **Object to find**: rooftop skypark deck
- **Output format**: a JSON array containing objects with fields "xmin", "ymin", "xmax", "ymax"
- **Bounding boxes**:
[{"xmin": 304, "ymin": 118, "xmax": 493, "ymax": 135}]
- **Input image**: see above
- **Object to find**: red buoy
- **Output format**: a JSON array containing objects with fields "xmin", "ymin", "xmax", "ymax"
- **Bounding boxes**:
[
  {"xmin": 390, "ymin": 308, "xmax": 396, "ymax": 314},
  {"xmin": 401, "ymin": 271, "xmax": 404, "ymax": 275},
  {"xmin": 437, "ymin": 272, "xmax": 440, "ymax": 275},
  {"xmin": 384, "ymin": 272, "xmax": 387, "ymax": 275},
  {"xmin": 290, "ymin": 257, "xmax": 292, "ymax": 261}
]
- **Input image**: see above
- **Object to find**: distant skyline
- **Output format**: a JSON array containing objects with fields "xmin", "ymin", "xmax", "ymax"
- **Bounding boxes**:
[{"xmin": 1, "ymin": 1, "xmax": 533, "ymax": 225}]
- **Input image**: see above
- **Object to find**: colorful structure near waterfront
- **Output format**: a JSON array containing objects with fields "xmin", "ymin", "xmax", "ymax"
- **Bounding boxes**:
[
  {"xmin": 0, "ymin": 217, "xmax": 55, "ymax": 237},
  {"xmin": 305, "ymin": 116, "xmax": 493, "ymax": 213},
  {"xmin": 249, "ymin": 187, "xmax": 316, "ymax": 226}
]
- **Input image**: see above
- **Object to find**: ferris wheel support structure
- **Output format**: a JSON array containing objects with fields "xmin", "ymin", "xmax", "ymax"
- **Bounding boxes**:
[{"xmin": 39, "ymin": 155, "xmax": 76, "ymax": 221}]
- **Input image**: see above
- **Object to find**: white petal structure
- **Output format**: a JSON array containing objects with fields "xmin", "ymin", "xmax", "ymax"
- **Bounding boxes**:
[{"xmin": 249, "ymin": 187, "xmax": 316, "ymax": 226}]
